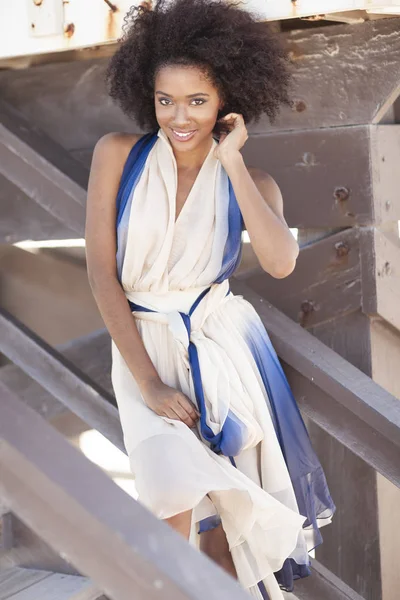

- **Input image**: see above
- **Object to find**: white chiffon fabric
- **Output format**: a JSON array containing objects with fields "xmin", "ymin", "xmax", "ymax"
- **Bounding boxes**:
[{"xmin": 111, "ymin": 129, "xmax": 308, "ymax": 599}]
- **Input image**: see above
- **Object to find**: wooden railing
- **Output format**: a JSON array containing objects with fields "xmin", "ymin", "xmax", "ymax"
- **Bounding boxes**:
[
  {"xmin": 0, "ymin": 383, "xmax": 250, "ymax": 600},
  {"xmin": 1, "ymin": 280, "xmax": 398, "ymax": 599}
]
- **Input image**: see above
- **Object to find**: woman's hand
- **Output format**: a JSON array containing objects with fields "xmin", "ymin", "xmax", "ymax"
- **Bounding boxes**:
[
  {"xmin": 214, "ymin": 113, "xmax": 248, "ymax": 165},
  {"xmin": 140, "ymin": 379, "xmax": 200, "ymax": 429}
]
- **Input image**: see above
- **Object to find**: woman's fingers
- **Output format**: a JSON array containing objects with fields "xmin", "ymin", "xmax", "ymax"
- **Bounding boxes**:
[{"xmin": 170, "ymin": 403, "xmax": 197, "ymax": 428}]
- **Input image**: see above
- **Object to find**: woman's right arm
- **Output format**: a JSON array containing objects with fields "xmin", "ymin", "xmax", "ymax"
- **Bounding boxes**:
[{"xmin": 85, "ymin": 133, "xmax": 199, "ymax": 428}]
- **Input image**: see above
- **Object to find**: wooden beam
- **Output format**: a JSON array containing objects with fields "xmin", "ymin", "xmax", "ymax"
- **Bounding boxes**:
[
  {"xmin": 0, "ymin": 329, "xmax": 112, "ymax": 427},
  {"xmin": 0, "ymin": 101, "xmax": 87, "ymax": 236},
  {"xmin": 250, "ymin": 18, "xmax": 400, "ymax": 132},
  {"xmin": 0, "ymin": 386, "xmax": 250, "ymax": 600},
  {"xmin": 241, "ymin": 228, "xmax": 362, "ymax": 327},
  {"xmin": 230, "ymin": 277, "xmax": 400, "ymax": 486},
  {"xmin": 367, "ymin": 229, "xmax": 400, "ymax": 332},
  {"xmin": 244, "ymin": 125, "xmax": 400, "ymax": 228},
  {"xmin": 0, "ymin": 173, "xmax": 77, "ymax": 243},
  {"xmin": 0, "ymin": 308, "xmax": 123, "ymax": 453}
]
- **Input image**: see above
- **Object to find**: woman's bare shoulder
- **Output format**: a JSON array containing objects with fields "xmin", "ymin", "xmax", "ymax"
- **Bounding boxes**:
[{"xmin": 92, "ymin": 132, "xmax": 144, "ymax": 167}]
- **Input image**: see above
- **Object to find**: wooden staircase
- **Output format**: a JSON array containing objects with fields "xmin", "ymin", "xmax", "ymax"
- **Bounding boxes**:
[{"xmin": 1, "ymin": 15, "xmax": 400, "ymax": 600}]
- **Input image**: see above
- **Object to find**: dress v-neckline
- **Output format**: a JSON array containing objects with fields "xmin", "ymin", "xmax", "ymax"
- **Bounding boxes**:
[{"xmin": 172, "ymin": 139, "xmax": 218, "ymax": 227}]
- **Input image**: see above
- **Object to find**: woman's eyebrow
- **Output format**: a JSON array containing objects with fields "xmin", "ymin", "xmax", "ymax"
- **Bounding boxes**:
[{"xmin": 155, "ymin": 91, "xmax": 210, "ymax": 97}]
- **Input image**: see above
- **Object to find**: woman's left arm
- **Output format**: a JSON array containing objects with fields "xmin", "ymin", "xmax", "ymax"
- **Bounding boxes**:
[{"xmin": 215, "ymin": 113, "xmax": 299, "ymax": 279}]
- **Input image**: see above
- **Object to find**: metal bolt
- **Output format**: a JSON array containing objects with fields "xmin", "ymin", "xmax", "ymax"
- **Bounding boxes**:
[
  {"xmin": 335, "ymin": 241, "xmax": 350, "ymax": 257},
  {"xmin": 333, "ymin": 187, "xmax": 350, "ymax": 202},
  {"xmin": 300, "ymin": 300, "xmax": 315, "ymax": 314},
  {"xmin": 294, "ymin": 100, "xmax": 307, "ymax": 113}
]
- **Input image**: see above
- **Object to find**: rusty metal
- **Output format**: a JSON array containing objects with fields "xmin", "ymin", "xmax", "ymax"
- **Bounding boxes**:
[
  {"xmin": 333, "ymin": 186, "xmax": 350, "ymax": 202},
  {"xmin": 335, "ymin": 241, "xmax": 350, "ymax": 258}
]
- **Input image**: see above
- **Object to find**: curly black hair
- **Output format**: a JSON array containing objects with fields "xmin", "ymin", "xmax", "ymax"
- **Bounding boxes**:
[{"xmin": 106, "ymin": 0, "xmax": 292, "ymax": 132}]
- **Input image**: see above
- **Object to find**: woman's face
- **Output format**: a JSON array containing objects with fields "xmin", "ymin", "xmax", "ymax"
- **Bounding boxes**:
[{"xmin": 154, "ymin": 64, "xmax": 223, "ymax": 152}]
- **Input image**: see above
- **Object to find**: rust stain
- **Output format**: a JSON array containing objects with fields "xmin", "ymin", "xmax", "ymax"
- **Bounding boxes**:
[
  {"xmin": 105, "ymin": 0, "xmax": 119, "ymax": 40},
  {"xmin": 64, "ymin": 22, "xmax": 75, "ymax": 38}
]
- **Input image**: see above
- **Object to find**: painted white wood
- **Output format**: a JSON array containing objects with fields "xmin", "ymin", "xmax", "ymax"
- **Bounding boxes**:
[{"xmin": 2, "ymin": 0, "xmax": 400, "ymax": 60}]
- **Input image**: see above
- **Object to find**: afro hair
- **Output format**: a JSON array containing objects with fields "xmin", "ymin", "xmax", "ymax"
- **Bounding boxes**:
[{"xmin": 106, "ymin": 0, "xmax": 292, "ymax": 132}]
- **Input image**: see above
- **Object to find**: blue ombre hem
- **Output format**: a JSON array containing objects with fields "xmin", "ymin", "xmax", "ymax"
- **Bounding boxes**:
[{"xmin": 244, "ymin": 316, "xmax": 336, "ymax": 550}]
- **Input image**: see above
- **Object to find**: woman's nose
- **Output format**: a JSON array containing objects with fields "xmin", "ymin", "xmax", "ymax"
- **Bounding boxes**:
[{"xmin": 173, "ymin": 104, "xmax": 191, "ymax": 125}]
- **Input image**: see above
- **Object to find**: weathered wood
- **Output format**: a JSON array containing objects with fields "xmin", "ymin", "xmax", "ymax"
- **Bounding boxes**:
[
  {"xmin": 372, "ymin": 230, "xmax": 400, "ymax": 332},
  {"xmin": 0, "ymin": 101, "xmax": 89, "ymax": 190},
  {"xmin": 230, "ymin": 279, "xmax": 400, "ymax": 462},
  {"xmin": 0, "ymin": 329, "xmax": 112, "ymax": 425},
  {"xmin": 0, "ymin": 102, "xmax": 86, "ymax": 236},
  {"xmin": 0, "ymin": 174, "xmax": 77, "ymax": 243},
  {"xmin": 370, "ymin": 318, "xmax": 400, "ymax": 600},
  {"xmin": 250, "ymin": 17, "xmax": 400, "ymax": 132},
  {"xmin": 371, "ymin": 125, "xmax": 400, "ymax": 225},
  {"xmin": 0, "ymin": 566, "xmax": 94, "ymax": 600},
  {"xmin": 293, "ymin": 558, "xmax": 367, "ymax": 600},
  {"xmin": 0, "ymin": 308, "xmax": 123, "ymax": 452},
  {"xmin": 243, "ymin": 125, "xmax": 400, "ymax": 228},
  {"xmin": 0, "ymin": 59, "xmax": 135, "ymax": 152},
  {"xmin": 0, "ymin": 567, "xmax": 52, "ymax": 598},
  {"xmin": 243, "ymin": 226, "xmax": 400, "ymax": 334},
  {"xmin": 0, "ymin": 387, "xmax": 251, "ymax": 600},
  {"xmin": 241, "ymin": 228, "xmax": 362, "ymax": 327}
]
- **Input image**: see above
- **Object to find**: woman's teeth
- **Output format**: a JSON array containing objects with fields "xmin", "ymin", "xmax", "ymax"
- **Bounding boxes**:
[{"xmin": 171, "ymin": 129, "xmax": 196, "ymax": 141}]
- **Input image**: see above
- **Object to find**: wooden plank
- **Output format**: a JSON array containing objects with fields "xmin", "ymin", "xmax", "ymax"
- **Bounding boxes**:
[
  {"xmin": 0, "ymin": 174, "xmax": 77, "ymax": 243},
  {"xmin": 0, "ymin": 329, "xmax": 112, "ymax": 425},
  {"xmin": 249, "ymin": 0, "xmax": 400, "ymax": 21},
  {"xmin": 0, "ymin": 308, "xmax": 123, "ymax": 453},
  {"xmin": 371, "ymin": 125, "xmax": 400, "ymax": 224},
  {"xmin": 230, "ymin": 278, "xmax": 400, "ymax": 461},
  {"xmin": 249, "ymin": 18, "xmax": 400, "ymax": 133},
  {"xmin": 243, "ymin": 125, "xmax": 400, "ymax": 228},
  {"xmin": 361, "ymin": 228, "xmax": 400, "ymax": 333},
  {"xmin": 374, "ymin": 230, "xmax": 400, "ymax": 332},
  {"xmin": 0, "ymin": 387, "xmax": 250, "ymax": 600},
  {"xmin": 0, "ymin": 102, "xmax": 86, "ymax": 236},
  {"xmin": 0, "ymin": 567, "xmax": 51, "ymax": 598},
  {"xmin": 293, "ymin": 558, "xmax": 367, "ymax": 600},
  {"xmin": 0, "ymin": 59, "xmax": 134, "ymax": 153},
  {"xmin": 9, "ymin": 572, "xmax": 92, "ymax": 600},
  {"xmin": 241, "ymin": 228, "xmax": 362, "ymax": 327},
  {"xmin": 0, "ymin": 101, "xmax": 89, "ymax": 190}
]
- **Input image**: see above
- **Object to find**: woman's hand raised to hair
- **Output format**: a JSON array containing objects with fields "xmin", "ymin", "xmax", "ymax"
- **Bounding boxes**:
[
  {"xmin": 140, "ymin": 378, "xmax": 200, "ymax": 429},
  {"xmin": 214, "ymin": 112, "xmax": 248, "ymax": 166}
]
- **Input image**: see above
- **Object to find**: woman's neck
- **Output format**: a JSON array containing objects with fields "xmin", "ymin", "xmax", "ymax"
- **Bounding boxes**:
[{"xmin": 173, "ymin": 135, "xmax": 214, "ymax": 172}]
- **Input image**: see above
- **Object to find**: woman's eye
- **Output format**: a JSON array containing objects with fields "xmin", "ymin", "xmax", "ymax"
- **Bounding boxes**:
[{"xmin": 159, "ymin": 98, "xmax": 205, "ymax": 106}]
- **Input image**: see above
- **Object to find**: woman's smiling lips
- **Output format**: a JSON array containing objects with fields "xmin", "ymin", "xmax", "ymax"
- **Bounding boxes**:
[{"xmin": 170, "ymin": 128, "xmax": 197, "ymax": 142}]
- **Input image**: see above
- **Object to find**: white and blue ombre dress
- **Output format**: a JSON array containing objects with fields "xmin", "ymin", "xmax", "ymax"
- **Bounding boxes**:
[{"xmin": 111, "ymin": 128, "xmax": 335, "ymax": 600}]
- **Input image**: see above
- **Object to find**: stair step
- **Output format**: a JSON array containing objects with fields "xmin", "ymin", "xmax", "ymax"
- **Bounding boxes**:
[{"xmin": 0, "ymin": 566, "xmax": 103, "ymax": 600}]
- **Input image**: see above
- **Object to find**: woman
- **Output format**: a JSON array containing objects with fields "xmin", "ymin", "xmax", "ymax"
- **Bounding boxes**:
[{"xmin": 85, "ymin": 1, "xmax": 335, "ymax": 598}]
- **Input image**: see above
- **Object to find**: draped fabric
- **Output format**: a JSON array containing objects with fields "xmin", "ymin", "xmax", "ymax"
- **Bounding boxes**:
[{"xmin": 111, "ymin": 128, "xmax": 335, "ymax": 599}]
